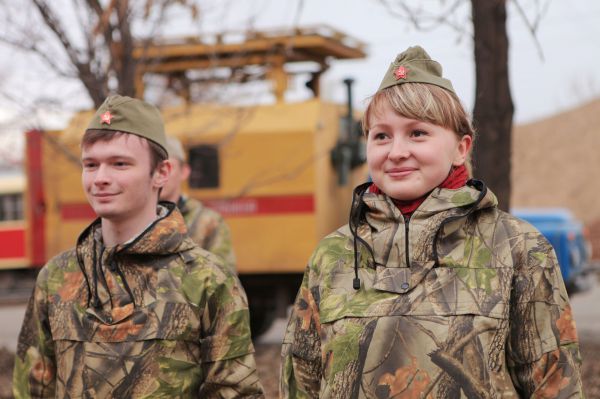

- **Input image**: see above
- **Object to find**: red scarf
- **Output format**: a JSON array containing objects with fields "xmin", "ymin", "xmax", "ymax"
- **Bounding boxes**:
[{"xmin": 369, "ymin": 164, "xmax": 469, "ymax": 218}]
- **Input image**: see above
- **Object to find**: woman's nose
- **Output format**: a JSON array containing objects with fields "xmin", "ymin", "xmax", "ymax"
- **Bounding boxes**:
[{"xmin": 388, "ymin": 137, "xmax": 410, "ymax": 161}]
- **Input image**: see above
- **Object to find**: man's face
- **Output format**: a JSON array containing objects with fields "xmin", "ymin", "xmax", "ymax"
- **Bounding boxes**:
[
  {"xmin": 81, "ymin": 134, "xmax": 168, "ymax": 224},
  {"xmin": 160, "ymin": 158, "xmax": 190, "ymax": 202}
]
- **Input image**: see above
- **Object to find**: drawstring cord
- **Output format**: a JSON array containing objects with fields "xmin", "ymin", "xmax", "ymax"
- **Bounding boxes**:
[
  {"xmin": 76, "ymin": 240, "xmax": 92, "ymax": 308},
  {"xmin": 352, "ymin": 234, "xmax": 360, "ymax": 290},
  {"xmin": 349, "ymin": 182, "xmax": 375, "ymax": 290},
  {"xmin": 111, "ymin": 253, "xmax": 136, "ymax": 308},
  {"xmin": 91, "ymin": 239, "xmax": 101, "ymax": 308}
]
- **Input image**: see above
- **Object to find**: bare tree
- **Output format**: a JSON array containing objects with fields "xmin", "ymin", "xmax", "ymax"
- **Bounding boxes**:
[
  {"xmin": 0, "ymin": 0, "xmax": 201, "ymax": 108},
  {"xmin": 377, "ymin": 0, "xmax": 549, "ymax": 210}
]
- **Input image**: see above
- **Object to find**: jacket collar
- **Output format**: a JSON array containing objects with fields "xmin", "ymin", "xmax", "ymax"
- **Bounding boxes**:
[
  {"xmin": 77, "ymin": 201, "xmax": 194, "ymax": 258},
  {"xmin": 75, "ymin": 202, "xmax": 195, "ymax": 313},
  {"xmin": 355, "ymin": 180, "xmax": 496, "ymax": 268},
  {"xmin": 361, "ymin": 180, "xmax": 497, "ymax": 226}
]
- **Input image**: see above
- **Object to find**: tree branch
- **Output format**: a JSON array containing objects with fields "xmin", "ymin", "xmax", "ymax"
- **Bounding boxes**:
[{"xmin": 509, "ymin": 0, "xmax": 548, "ymax": 61}]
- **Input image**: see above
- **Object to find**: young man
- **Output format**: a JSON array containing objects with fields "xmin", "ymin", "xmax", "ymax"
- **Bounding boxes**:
[
  {"xmin": 160, "ymin": 136, "xmax": 236, "ymax": 273},
  {"xmin": 13, "ymin": 95, "xmax": 264, "ymax": 398}
]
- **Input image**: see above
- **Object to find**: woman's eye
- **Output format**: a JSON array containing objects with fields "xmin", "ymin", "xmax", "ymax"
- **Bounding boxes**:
[
  {"xmin": 373, "ymin": 132, "xmax": 388, "ymax": 140},
  {"xmin": 411, "ymin": 130, "xmax": 427, "ymax": 138}
]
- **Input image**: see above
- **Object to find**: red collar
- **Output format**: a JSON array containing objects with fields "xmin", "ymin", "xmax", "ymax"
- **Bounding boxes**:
[{"xmin": 369, "ymin": 164, "xmax": 469, "ymax": 218}]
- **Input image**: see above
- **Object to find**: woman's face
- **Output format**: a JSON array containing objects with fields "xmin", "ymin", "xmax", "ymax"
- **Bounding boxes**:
[{"xmin": 366, "ymin": 100, "xmax": 472, "ymax": 201}]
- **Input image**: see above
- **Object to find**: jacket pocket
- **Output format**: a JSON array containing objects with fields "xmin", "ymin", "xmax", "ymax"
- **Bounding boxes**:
[
  {"xmin": 319, "ymin": 266, "xmax": 511, "ymax": 323},
  {"xmin": 49, "ymin": 300, "xmax": 202, "ymax": 342}
]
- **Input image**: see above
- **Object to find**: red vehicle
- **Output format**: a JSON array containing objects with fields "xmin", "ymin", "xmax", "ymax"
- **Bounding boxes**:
[{"xmin": 0, "ymin": 173, "xmax": 27, "ymax": 270}]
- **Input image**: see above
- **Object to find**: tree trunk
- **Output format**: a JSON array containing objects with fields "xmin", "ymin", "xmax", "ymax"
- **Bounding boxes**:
[
  {"xmin": 115, "ymin": 0, "xmax": 137, "ymax": 97},
  {"xmin": 471, "ymin": 0, "xmax": 514, "ymax": 211}
]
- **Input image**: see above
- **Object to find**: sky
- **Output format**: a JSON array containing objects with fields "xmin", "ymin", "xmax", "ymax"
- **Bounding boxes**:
[
  {"xmin": 1, "ymin": 0, "xmax": 600, "ymax": 164},
  {"xmin": 218, "ymin": 0, "xmax": 599, "ymax": 124}
]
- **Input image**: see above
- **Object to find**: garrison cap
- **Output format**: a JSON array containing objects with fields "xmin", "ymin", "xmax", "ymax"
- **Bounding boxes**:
[
  {"xmin": 377, "ymin": 45, "xmax": 455, "ymax": 94},
  {"xmin": 86, "ymin": 95, "xmax": 168, "ymax": 157},
  {"xmin": 166, "ymin": 136, "xmax": 186, "ymax": 162}
]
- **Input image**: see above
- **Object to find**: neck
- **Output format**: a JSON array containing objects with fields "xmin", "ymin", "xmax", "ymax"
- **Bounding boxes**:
[
  {"xmin": 165, "ymin": 189, "xmax": 181, "ymax": 203},
  {"xmin": 101, "ymin": 208, "xmax": 158, "ymax": 247}
]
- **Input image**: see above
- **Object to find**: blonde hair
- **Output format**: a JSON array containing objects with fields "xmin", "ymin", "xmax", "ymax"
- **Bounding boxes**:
[{"xmin": 362, "ymin": 83, "xmax": 475, "ymax": 138}]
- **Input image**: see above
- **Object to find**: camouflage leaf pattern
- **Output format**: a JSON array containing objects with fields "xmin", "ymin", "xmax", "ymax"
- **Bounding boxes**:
[
  {"xmin": 281, "ymin": 184, "xmax": 583, "ymax": 398},
  {"xmin": 180, "ymin": 196, "xmax": 237, "ymax": 274},
  {"xmin": 14, "ymin": 204, "xmax": 264, "ymax": 398}
]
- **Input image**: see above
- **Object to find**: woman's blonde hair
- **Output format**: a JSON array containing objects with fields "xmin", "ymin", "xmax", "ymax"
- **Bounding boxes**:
[{"xmin": 362, "ymin": 83, "xmax": 476, "ymax": 173}]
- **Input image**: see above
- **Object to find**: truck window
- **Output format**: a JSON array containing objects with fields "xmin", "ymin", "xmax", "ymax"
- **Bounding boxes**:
[{"xmin": 188, "ymin": 145, "xmax": 220, "ymax": 189}]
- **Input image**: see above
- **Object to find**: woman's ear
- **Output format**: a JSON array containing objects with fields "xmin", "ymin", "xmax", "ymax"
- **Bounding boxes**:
[{"xmin": 453, "ymin": 134, "xmax": 473, "ymax": 166}]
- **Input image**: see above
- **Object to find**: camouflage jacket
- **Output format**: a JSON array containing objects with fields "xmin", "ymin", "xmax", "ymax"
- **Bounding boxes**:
[
  {"xmin": 281, "ymin": 182, "xmax": 583, "ymax": 398},
  {"xmin": 179, "ymin": 196, "xmax": 237, "ymax": 273},
  {"xmin": 14, "ymin": 203, "xmax": 264, "ymax": 398}
]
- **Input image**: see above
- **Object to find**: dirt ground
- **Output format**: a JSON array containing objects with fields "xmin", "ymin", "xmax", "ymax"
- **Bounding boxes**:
[{"xmin": 0, "ymin": 340, "xmax": 598, "ymax": 398}]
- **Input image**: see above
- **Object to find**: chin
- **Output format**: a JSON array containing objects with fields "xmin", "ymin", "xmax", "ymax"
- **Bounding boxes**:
[{"xmin": 91, "ymin": 205, "xmax": 119, "ymax": 220}]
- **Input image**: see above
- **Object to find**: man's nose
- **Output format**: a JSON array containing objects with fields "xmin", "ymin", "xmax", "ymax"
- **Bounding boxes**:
[{"xmin": 93, "ymin": 164, "xmax": 111, "ymax": 185}]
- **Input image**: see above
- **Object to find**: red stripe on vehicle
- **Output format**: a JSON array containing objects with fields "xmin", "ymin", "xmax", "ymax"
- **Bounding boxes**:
[
  {"xmin": 203, "ymin": 195, "xmax": 314, "ymax": 217},
  {"xmin": 0, "ymin": 228, "xmax": 26, "ymax": 258},
  {"xmin": 60, "ymin": 194, "xmax": 314, "ymax": 220},
  {"xmin": 26, "ymin": 130, "xmax": 46, "ymax": 265}
]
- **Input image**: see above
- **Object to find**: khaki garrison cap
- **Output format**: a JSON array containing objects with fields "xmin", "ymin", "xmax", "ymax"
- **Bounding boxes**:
[
  {"xmin": 166, "ymin": 136, "xmax": 186, "ymax": 162},
  {"xmin": 377, "ymin": 46, "xmax": 455, "ymax": 95},
  {"xmin": 86, "ymin": 95, "xmax": 168, "ymax": 157}
]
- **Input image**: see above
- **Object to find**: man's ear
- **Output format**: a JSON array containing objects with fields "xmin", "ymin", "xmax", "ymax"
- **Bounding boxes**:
[
  {"xmin": 153, "ymin": 159, "xmax": 173, "ymax": 189},
  {"xmin": 181, "ymin": 162, "xmax": 191, "ymax": 182}
]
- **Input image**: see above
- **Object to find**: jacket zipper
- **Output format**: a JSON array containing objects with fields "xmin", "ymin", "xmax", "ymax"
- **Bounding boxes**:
[{"xmin": 404, "ymin": 216, "xmax": 411, "ymax": 268}]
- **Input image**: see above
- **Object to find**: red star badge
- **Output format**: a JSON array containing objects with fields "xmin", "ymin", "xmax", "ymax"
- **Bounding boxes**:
[
  {"xmin": 394, "ymin": 65, "xmax": 408, "ymax": 80},
  {"xmin": 100, "ymin": 111, "xmax": 113, "ymax": 125}
]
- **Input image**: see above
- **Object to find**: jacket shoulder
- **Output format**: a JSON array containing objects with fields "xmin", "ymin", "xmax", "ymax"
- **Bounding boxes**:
[
  {"xmin": 306, "ymin": 225, "xmax": 355, "ymax": 273},
  {"xmin": 492, "ymin": 209, "xmax": 550, "ymax": 245},
  {"xmin": 177, "ymin": 240, "xmax": 236, "ymax": 280},
  {"xmin": 30, "ymin": 248, "xmax": 80, "ymax": 294}
]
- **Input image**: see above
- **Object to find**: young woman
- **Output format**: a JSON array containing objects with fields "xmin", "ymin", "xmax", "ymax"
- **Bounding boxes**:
[{"xmin": 280, "ymin": 46, "xmax": 583, "ymax": 398}]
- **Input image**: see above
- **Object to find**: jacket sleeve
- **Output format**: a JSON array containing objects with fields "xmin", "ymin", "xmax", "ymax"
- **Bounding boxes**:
[
  {"xmin": 280, "ymin": 268, "xmax": 322, "ymax": 399},
  {"xmin": 507, "ymin": 226, "xmax": 583, "ymax": 398},
  {"xmin": 13, "ymin": 267, "xmax": 57, "ymax": 399},
  {"xmin": 198, "ymin": 265, "xmax": 264, "ymax": 398}
]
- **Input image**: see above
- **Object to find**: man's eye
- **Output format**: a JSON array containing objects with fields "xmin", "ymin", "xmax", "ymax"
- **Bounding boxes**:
[{"xmin": 83, "ymin": 163, "xmax": 96, "ymax": 169}]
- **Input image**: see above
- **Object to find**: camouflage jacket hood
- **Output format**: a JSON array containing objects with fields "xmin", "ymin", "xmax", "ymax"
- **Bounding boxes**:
[
  {"xmin": 281, "ymin": 181, "xmax": 582, "ymax": 398},
  {"xmin": 75, "ymin": 201, "xmax": 195, "ymax": 310},
  {"xmin": 350, "ymin": 179, "xmax": 493, "ymax": 273},
  {"xmin": 14, "ymin": 203, "xmax": 264, "ymax": 398}
]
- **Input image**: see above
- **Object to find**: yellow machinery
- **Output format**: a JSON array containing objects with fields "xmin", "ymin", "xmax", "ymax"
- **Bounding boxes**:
[{"xmin": 27, "ymin": 26, "xmax": 368, "ymax": 332}]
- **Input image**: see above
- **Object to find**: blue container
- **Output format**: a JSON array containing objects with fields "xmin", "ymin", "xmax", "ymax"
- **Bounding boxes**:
[{"xmin": 512, "ymin": 208, "xmax": 592, "ymax": 294}]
